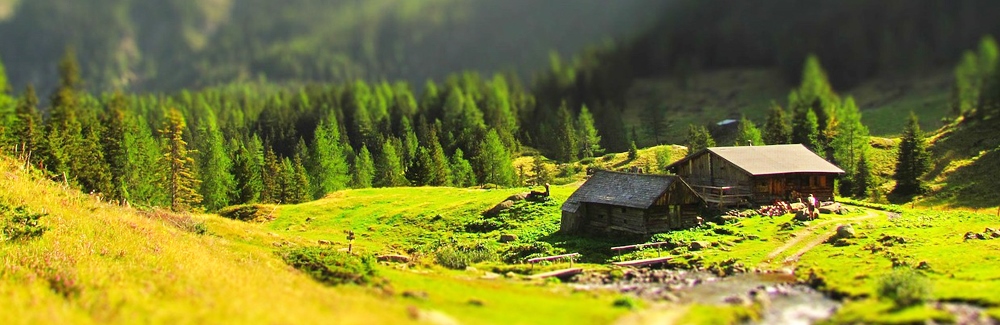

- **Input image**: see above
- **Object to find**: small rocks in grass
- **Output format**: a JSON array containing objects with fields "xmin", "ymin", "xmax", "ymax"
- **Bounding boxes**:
[
  {"xmin": 402, "ymin": 290, "xmax": 429, "ymax": 300},
  {"xmin": 467, "ymin": 298, "xmax": 485, "ymax": 306},
  {"xmin": 318, "ymin": 239, "xmax": 331, "ymax": 245},
  {"xmin": 499, "ymin": 234, "xmax": 518, "ymax": 243}
]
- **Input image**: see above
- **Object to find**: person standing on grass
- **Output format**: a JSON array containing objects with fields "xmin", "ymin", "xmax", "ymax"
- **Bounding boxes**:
[{"xmin": 808, "ymin": 194, "xmax": 818, "ymax": 220}]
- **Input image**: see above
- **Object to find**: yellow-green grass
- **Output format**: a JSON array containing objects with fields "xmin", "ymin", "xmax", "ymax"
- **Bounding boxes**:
[
  {"xmin": 797, "ymin": 208, "xmax": 1000, "ymax": 305},
  {"xmin": 0, "ymin": 161, "xmax": 410, "ymax": 324},
  {"xmin": 826, "ymin": 299, "xmax": 955, "ymax": 324}
]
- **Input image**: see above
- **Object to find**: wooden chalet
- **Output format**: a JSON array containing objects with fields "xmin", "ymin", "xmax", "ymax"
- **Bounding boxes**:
[
  {"xmin": 560, "ymin": 171, "xmax": 704, "ymax": 235},
  {"xmin": 666, "ymin": 144, "xmax": 845, "ymax": 207}
]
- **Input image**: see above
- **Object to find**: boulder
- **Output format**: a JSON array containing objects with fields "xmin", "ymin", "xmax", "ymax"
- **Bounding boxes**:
[
  {"xmin": 836, "ymin": 225, "xmax": 856, "ymax": 239},
  {"xmin": 499, "ymin": 234, "xmax": 518, "ymax": 243},
  {"xmin": 689, "ymin": 241, "xmax": 712, "ymax": 251},
  {"xmin": 507, "ymin": 193, "xmax": 529, "ymax": 202},
  {"xmin": 794, "ymin": 211, "xmax": 811, "ymax": 221},
  {"xmin": 483, "ymin": 200, "xmax": 515, "ymax": 217},
  {"xmin": 318, "ymin": 239, "xmax": 332, "ymax": 245},
  {"xmin": 819, "ymin": 203, "xmax": 841, "ymax": 214},
  {"xmin": 377, "ymin": 254, "xmax": 411, "ymax": 263}
]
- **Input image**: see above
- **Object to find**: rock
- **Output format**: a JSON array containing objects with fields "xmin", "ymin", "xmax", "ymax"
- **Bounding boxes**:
[
  {"xmin": 467, "ymin": 298, "xmax": 485, "ymax": 306},
  {"xmin": 402, "ymin": 290, "xmax": 429, "ymax": 300},
  {"xmin": 505, "ymin": 272, "xmax": 518, "ymax": 279},
  {"xmin": 318, "ymin": 239, "xmax": 332, "ymax": 245},
  {"xmin": 507, "ymin": 193, "xmax": 529, "ymax": 202},
  {"xmin": 377, "ymin": 254, "xmax": 411, "ymax": 263},
  {"xmin": 483, "ymin": 200, "xmax": 515, "ymax": 217},
  {"xmin": 916, "ymin": 261, "xmax": 931, "ymax": 270},
  {"xmin": 836, "ymin": 225, "xmax": 856, "ymax": 239},
  {"xmin": 465, "ymin": 266, "xmax": 478, "ymax": 272},
  {"xmin": 689, "ymin": 241, "xmax": 711, "ymax": 251},
  {"xmin": 499, "ymin": 234, "xmax": 518, "ymax": 243},
  {"xmin": 723, "ymin": 295, "xmax": 751, "ymax": 306},
  {"xmin": 819, "ymin": 203, "xmax": 841, "ymax": 214},
  {"xmin": 481, "ymin": 272, "xmax": 501, "ymax": 280},
  {"xmin": 794, "ymin": 211, "xmax": 811, "ymax": 221}
]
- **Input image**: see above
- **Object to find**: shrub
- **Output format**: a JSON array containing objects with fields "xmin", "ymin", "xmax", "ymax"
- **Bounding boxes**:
[
  {"xmin": 579, "ymin": 157, "xmax": 595, "ymax": 165},
  {"xmin": 1, "ymin": 205, "xmax": 48, "ymax": 241},
  {"xmin": 601, "ymin": 153, "xmax": 616, "ymax": 162},
  {"xmin": 613, "ymin": 296, "xmax": 640, "ymax": 310},
  {"xmin": 280, "ymin": 246, "xmax": 378, "ymax": 286},
  {"xmin": 217, "ymin": 204, "xmax": 277, "ymax": 222},
  {"xmin": 435, "ymin": 242, "xmax": 497, "ymax": 269},
  {"xmin": 499, "ymin": 241, "xmax": 556, "ymax": 263},
  {"xmin": 877, "ymin": 268, "xmax": 931, "ymax": 307}
]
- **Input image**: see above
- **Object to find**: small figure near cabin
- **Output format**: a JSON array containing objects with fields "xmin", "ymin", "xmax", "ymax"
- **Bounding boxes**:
[{"xmin": 807, "ymin": 194, "xmax": 819, "ymax": 220}]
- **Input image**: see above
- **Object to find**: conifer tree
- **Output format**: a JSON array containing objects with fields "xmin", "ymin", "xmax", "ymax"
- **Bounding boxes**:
[
  {"xmin": 309, "ymin": 113, "xmax": 350, "ymax": 198},
  {"xmin": 0, "ymin": 56, "xmax": 14, "ymax": 148},
  {"xmin": 531, "ymin": 153, "xmax": 552, "ymax": 185},
  {"xmin": 450, "ymin": 148, "xmax": 476, "ymax": 187},
  {"xmin": 374, "ymin": 138, "xmax": 407, "ymax": 188},
  {"xmin": 424, "ymin": 130, "xmax": 452, "ymax": 186},
  {"xmin": 791, "ymin": 105, "xmax": 820, "ymax": 153},
  {"xmin": 409, "ymin": 147, "xmax": 432, "ymax": 186},
  {"xmin": 628, "ymin": 141, "xmax": 638, "ymax": 160},
  {"xmin": 476, "ymin": 130, "xmax": 516, "ymax": 186},
  {"xmin": 734, "ymin": 115, "xmax": 764, "ymax": 146},
  {"xmin": 261, "ymin": 147, "xmax": 282, "ymax": 203},
  {"xmin": 42, "ymin": 49, "xmax": 85, "ymax": 181},
  {"xmin": 11, "ymin": 85, "xmax": 42, "ymax": 159},
  {"xmin": 892, "ymin": 112, "xmax": 931, "ymax": 196},
  {"xmin": 278, "ymin": 157, "xmax": 298, "ymax": 203},
  {"xmin": 351, "ymin": 145, "xmax": 375, "ymax": 189},
  {"xmin": 74, "ymin": 96, "xmax": 113, "ymax": 195},
  {"xmin": 853, "ymin": 153, "xmax": 873, "ymax": 198},
  {"xmin": 232, "ymin": 135, "xmax": 264, "ymax": 204},
  {"xmin": 291, "ymin": 138, "xmax": 311, "ymax": 202},
  {"xmin": 124, "ymin": 116, "xmax": 166, "ymax": 206},
  {"xmin": 685, "ymin": 125, "xmax": 715, "ymax": 156},
  {"xmin": 830, "ymin": 97, "xmax": 870, "ymax": 194},
  {"xmin": 160, "ymin": 109, "xmax": 202, "ymax": 211},
  {"xmin": 196, "ymin": 110, "xmax": 235, "ymax": 211},
  {"xmin": 101, "ymin": 93, "xmax": 130, "ymax": 201},
  {"xmin": 554, "ymin": 102, "xmax": 579, "ymax": 161},
  {"xmin": 763, "ymin": 103, "xmax": 791, "ymax": 145},
  {"xmin": 577, "ymin": 105, "xmax": 603, "ymax": 158}
]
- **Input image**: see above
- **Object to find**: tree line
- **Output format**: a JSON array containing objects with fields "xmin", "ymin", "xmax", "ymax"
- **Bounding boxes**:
[{"xmin": 0, "ymin": 50, "xmax": 606, "ymax": 211}]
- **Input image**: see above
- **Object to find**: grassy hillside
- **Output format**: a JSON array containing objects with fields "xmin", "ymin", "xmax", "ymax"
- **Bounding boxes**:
[{"xmin": 0, "ymin": 157, "xmax": 630, "ymax": 324}]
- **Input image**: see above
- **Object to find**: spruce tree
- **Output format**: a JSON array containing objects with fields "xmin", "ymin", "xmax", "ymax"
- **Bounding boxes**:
[
  {"xmin": 450, "ymin": 148, "xmax": 476, "ymax": 187},
  {"xmin": 42, "ymin": 49, "xmax": 85, "ymax": 181},
  {"xmin": 278, "ymin": 157, "xmax": 298, "ymax": 204},
  {"xmin": 74, "ymin": 97, "xmax": 113, "ymax": 195},
  {"xmin": 554, "ymin": 102, "xmax": 578, "ymax": 161},
  {"xmin": 196, "ymin": 110, "xmax": 235, "ymax": 211},
  {"xmin": 892, "ymin": 112, "xmax": 931, "ymax": 196},
  {"xmin": 309, "ymin": 113, "xmax": 350, "ymax": 198},
  {"xmin": 763, "ymin": 103, "xmax": 791, "ymax": 145},
  {"xmin": 425, "ymin": 130, "xmax": 452, "ymax": 186},
  {"xmin": 232, "ymin": 135, "xmax": 264, "ymax": 204},
  {"xmin": 261, "ymin": 147, "xmax": 282, "ymax": 203},
  {"xmin": 830, "ymin": 97, "xmax": 870, "ymax": 194},
  {"xmin": 101, "ymin": 93, "xmax": 130, "ymax": 201},
  {"xmin": 124, "ymin": 116, "xmax": 166, "ymax": 207},
  {"xmin": 628, "ymin": 141, "xmax": 638, "ymax": 160},
  {"xmin": 374, "ymin": 138, "xmax": 407, "ymax": 188},
  {"xmin": 475, "ymin": 130, "xmax": 516, "ymax": 187},
  {"xmin": 791, "ymin": 105, "xmax": 820, "ymax": 153},
  {"xmin": 853, "ymin": 153, "xmax": 873, "ymax": 198},
  {"xmin": 291, "ymin": 139, "xmax": 311, "ymax": 202},
  {"xmin": 160, "ymin": 109, "xmax": 202, "ymax": 211},
  {"xmin": 577, "ymin": 105, "xmax": 603, "ymax": 158},
  {"xmin": 409, "ymin": 147, "xmax": 432, "ymax": 186},
  {"xmin": 351, "ymin": 145, "xmax": 375, "ymax": 189},
  {"xmin": 531, "ymin": 153, "xmax": 552, "ymax": 185},
  {"xmin": 685, "ymin": 125, "xmax": 715, "ymax": 156},
  {"xmin": 734, "ymin": 115, "xmax": 764, "ymax": 146},
  {"xmin": 11, "ymin": 85, "xmax": 42, "ymax": 160}
]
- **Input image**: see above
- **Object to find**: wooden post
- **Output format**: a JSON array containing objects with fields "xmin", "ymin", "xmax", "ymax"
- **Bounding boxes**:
[{"xmin": 346, "ymin": 231, "xmax": 355, "ymax": 254}]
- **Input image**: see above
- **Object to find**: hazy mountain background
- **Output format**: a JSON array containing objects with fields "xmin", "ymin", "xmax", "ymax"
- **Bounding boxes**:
[{"xmin": 0, "ymin": 0, "xmax": 666, "ymax": 92}]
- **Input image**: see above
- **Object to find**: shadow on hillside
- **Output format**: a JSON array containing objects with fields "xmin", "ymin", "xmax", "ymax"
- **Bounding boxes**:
[
  {"xmin": 922, "ymin": 117, "xmax": 1000, "ymax": 208},
  {"xmin": 926, "ymin": 148, "xmax": 1000, "ymax": 209}
]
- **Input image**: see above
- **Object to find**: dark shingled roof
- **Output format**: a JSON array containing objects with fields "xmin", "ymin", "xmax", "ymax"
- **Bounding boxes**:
[
  {"xmin": 561, "ymin": 171, "xmax": 686, "ymax": 212},
  {"xmin": 669, "ymin": 144, "xmax": 845, "ymax": 176}
]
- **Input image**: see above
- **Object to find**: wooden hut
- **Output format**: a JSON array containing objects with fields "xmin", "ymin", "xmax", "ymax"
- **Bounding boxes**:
[
  {"xmin": 666, "ymin": 144, "xmax": 845, "ymax": 207},
  {"xmin": 560, "ymin": 171, "xmax": 704, "ymax": 235}
]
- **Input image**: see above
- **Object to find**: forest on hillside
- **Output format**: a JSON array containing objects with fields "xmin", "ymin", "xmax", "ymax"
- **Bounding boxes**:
[{"xmin": 0, "ymin": 0, "xmax": 662, "ymax": 93}]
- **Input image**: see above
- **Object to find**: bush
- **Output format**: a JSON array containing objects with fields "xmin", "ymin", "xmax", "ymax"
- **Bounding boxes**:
[
  {"xmin": 613, "ymin": 296, "xmax": 640, "ymax": 310},
  {"xmin": 435, "ymin": 242, "xmax": 497, "ymax": 269},
  {"xmin": 217, "ymin": 204, "xmax": 277, "ymax": 222},
  {"xmin": 579, "ymin": 157, "xmax": 595, "ymax": 165},
  {"xmin": 877, "ymin": 268, "xmax": 931, "ymax": 307},
  {"xmin": 280, "ymin": 247, "xmax": 379, "ymax": 286},
  {"xmin": 1, "ymin": 205, "xmax": 48, "ymax": 241},
  {"xmin": 499, "ymin": 241, "xmax": 556, "ymax": 263},
  {"xmin": 601, "ymin": 153, "xmax": 616, "ymax": 162}
]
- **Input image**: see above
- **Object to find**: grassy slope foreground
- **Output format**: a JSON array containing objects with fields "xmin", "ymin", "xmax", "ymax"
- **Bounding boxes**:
[{"xmin": 0, "ymin": 159, "xmax": 625, "ymax": 324}]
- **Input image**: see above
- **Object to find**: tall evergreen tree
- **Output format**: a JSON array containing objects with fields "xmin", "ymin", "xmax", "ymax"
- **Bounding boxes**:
[
  {"xmin": 42, "ymin": 49, "xmax": 85, "ymax": 181},
  {"xmin": 685, "ymin": 124, "xmax": 715, "ymax": 156},
  {"xmin": 232, "ymin": 135, "xmax": 264, "ymax": 204},
  {"xmin": 101, "ymin": 93, "xmax": 130, "ymax": 201},
  {"xmin": 374, "ymin": 138, "xmax": 407, "ymax": 187},
  {"xmin": 351, "ymin": 145, "xmax": 375, "ymax": 189},
  {"xmin": 160, "ymin": 109, "xmax": 202, "ymax": 211},
  {"xmin": 791, "ymin": 102, "xmax": 820, "ymax": 153},
  {"xmin": 196, "ymin": 110, "xmax": 235, "ymax": 211},
  {"xmin": 763, "ymin": 103, "xmax": 791, "ymax": 145},
  {"xmin": 475, "ymin": 130, "xmax": 516, "ymax": 186},
  {"xmin": 892, "ymin": 112, "xmax": 931, "ymax": 196},
  {"xmin": 261, "ymin": 147, "xmax": 282, "ymax": 203},
  {"xmin": 853, "ymin": 153, "xmax": 873, "ymax": 198},
  {"xmin": 734, "ymin": 115, "xmax": 764, "ymax": 146},
  {"xmin": 309, "ymin": 113, "xmax": 350, "ymax": 198},
  {"xmin": 424, "ymin": 130, "xmax": 452, "ymax": 186},
  {"xmin": 450, "ymin": 148, "xmax": 476, "ymax": 188},
  {"xmin": 11, "ymin": 85, "xmax": 42, "ymax": 159},
  {"xmin": 576, "ymin": 105, "xmax": 603, "ymax": 158},
  {"xmin": 124, "ymin": 116, "xmax": 166, "ymax": 207},
  {"xmin": 74, "ymin": 97, "xmax": 113, "ymax": 195},
  {"xmin": 553, "ymin": 102, "xmax": 578, "ymax": 161},
  {"xmin": 830, "ymin": 97, "xmax": 870, "ymax": 194},
  {"xmin": 531, "ymin": 153, "xmax": 552, "ymax": 185}
]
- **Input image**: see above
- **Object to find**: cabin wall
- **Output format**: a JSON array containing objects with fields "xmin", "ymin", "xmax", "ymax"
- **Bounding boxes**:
[
  {"xmin": 751, "ymin": 174, "xmax": 837, "ymax": 203},
  {"xmin": 678, "ymin": 153, "xmax": 751, "ymax": 188}
]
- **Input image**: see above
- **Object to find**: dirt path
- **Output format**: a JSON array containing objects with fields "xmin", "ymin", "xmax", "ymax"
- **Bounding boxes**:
[{"xmin": 760, "ymin": 210, "xmax": 881, "ymax": 269}]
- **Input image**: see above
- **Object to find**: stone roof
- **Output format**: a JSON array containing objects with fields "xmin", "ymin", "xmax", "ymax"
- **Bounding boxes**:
[
  {"xmin": 669, "ymin": 144, "xmax": 845, "ymax": 176},
  {"xmin": 561, "ymin": 171, "xmax": 687, "ymax": 212}
]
